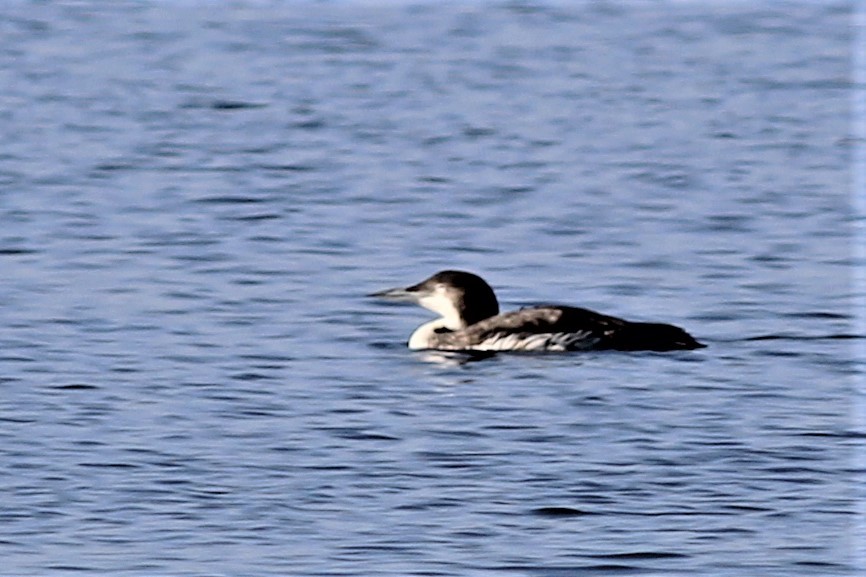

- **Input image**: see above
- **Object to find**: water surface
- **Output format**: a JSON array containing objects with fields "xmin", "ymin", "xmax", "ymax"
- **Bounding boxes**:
[{"xmin": 0, "ymin": 1, "xmax": 863, "ymax": 575}]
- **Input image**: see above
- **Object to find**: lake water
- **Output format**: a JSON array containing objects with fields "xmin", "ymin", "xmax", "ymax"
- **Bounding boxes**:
[{"xmin": 1, "ymin": 1, "xmax": 864, "ymax": 575}]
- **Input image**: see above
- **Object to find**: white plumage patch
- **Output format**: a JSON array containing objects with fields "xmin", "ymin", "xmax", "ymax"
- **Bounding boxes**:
[
  {"xmin": 470, "ymin": 330, "xmax": 599, "ymax": 352},
  {"xmin": 417, "ymin": 287, "xmax": 464, "ymax": 330}
]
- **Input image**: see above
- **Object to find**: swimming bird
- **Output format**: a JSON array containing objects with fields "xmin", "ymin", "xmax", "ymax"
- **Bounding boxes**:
[{"xmin": 370, "ymin": 270, "xmax": 705, "ymax": 352}]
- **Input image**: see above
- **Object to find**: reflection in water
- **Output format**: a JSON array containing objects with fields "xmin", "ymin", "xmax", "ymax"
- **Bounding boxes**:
[{"xmin": 417, "ymin": 350, "xmax": 498, "ymax": 366}]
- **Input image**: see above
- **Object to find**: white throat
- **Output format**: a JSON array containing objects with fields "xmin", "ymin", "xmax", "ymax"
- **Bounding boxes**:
[
  {"xmin": 417, "ymin": 290, "xmax": 464, "ymax": 330},
  {"xmin": 406, "ymin": 288, "xmax": 467, "ymax": 350}
]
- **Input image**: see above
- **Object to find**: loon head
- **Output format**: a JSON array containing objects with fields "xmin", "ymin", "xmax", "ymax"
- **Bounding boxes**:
[{"xmin": 371, "ymin": 270, "xmax": 500, "ymax": 329}]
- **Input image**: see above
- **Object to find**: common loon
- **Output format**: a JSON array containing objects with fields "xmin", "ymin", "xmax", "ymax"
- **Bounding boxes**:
[{"xmin": 371, "ymin": 270, "xmax": 705, "ymax": 352}]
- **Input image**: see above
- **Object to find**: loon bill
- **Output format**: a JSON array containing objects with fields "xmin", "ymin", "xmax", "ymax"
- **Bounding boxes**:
[{"xmin": 370, "ymin": 270, "xmax": 705, "ymax": 352}]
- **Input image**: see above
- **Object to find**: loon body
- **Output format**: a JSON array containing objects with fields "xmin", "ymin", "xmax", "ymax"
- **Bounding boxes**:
[{"xmin": 371, "ymin": 270, "xmax": 705, "ymax": 352}]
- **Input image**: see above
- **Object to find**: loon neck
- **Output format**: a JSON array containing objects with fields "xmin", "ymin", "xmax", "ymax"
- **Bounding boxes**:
[
  {"xmin": 408, "ymin": 319, "xmax": 452, "ymax": 350},
  {"xmin": 454, "ymin": 291, "xmax": 498, "ymax": 327}
]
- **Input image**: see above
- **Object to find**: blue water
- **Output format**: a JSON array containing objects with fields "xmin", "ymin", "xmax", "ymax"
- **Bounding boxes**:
[{"xmin": 1, "ymin": 1, "xmax": 864, "ymax": 575}]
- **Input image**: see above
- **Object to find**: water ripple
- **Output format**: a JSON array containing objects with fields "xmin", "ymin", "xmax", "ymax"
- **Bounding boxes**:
[{"xmin": 0, "ymin": 1, "xmax": 858, "ymax": 576}]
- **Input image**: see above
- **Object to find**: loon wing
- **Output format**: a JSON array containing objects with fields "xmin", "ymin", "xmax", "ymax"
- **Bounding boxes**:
[
  {"xmin": 431, "ymin": 306, "xmax": 620, "ymax": 352},
  {"xmin": 432, "ymin": 306, "xmax": 704, "ymax": 352}
]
